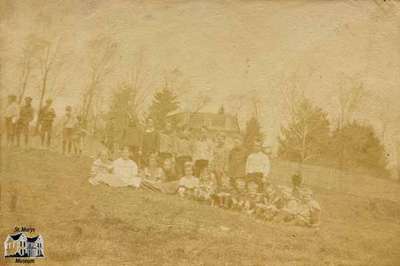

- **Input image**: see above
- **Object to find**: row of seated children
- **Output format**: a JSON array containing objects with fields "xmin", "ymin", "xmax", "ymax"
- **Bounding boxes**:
[{"xmin": 177, "ymin": 163, "xmax": 321, "ymax": 228}]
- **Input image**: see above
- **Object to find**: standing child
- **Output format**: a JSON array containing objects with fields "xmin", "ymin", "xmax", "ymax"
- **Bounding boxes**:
[
  {"xmin": 72, "ymin": 115, "xmax": 86, "ymax": 155},
  {"xmin": 62, "ymin": 106, "xmax": 76, "ymax": 155},
  {"xmin": 212, "ymin": 133, "xmax": 229, "ymax": 187}
]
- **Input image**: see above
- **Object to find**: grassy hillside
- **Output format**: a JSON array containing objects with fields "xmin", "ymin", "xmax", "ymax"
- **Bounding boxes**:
[{"xmin": 0, "ymin": 149, "xmax": 400, "ymax": 266}]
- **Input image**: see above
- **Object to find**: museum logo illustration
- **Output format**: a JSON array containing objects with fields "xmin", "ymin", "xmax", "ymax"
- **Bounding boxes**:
[{"xmin": 4, "ymin": 227, "xmax": 45, "ymax": 263}]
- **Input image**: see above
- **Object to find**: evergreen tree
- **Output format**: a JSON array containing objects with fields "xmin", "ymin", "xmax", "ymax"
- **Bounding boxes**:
[
  {"xmin": 105, "ymin": 84, "xmax": 138, "ymax": 144},
  {"xmin": 218, "ymin": 105, "xmax": 225, "ymax": 114},
  {"xmin": 243, "ymin": 116, "xmax": 264, "ymax": 152},
  {"xmin": 278, "ymin": 97, "xmax": 331, "ymax": 164},
  {"xmin": 148, "ymin": 87, "xmax": 179, "ymax": 129},
  {"xmin": 331, "ymin": 122, "xmax": 388, "ymax": 175}
]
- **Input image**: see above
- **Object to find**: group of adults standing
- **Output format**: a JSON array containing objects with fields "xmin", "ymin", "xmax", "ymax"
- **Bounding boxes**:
[
  {"xmin": 3, "ymin": 94, "xmax": 54, "ymax": 148},
  {"xmin": 2, "ymin": 94, "xmax": 85, "ymax": 155}
]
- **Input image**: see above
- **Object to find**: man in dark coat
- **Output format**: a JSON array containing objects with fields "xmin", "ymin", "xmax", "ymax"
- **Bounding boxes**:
[
  {"xmin": 228, "ymin": 137, "xmax": 247, "ymax": 189},
  {"xmin": 38, "ymin": 99, "xmax": 56, "ymax": 147},
  {"xmin": 16, "ymin": 97, "xmax": 34, "ymax": 147},
  {"xmin": 141, "ymin": 118, "xmax": 160, "ymax": 166}
]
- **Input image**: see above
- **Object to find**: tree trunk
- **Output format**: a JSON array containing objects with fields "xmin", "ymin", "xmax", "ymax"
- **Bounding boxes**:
[
  {"xmin": 35, "ymin": 70, "xmax": 49, "ymax": 133},
  {"xmin": 18, "ymin": 63, "xmax": 30, "ymax": 104}
]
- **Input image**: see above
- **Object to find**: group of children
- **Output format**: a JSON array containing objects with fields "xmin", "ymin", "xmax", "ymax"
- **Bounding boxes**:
[
  {"xmin": 89, "ymin": 145, "xmax": 321, "ymax": 228},
  {"xmin": 177, "ymin": 164, "xmax": 321, "ymax": 227}
]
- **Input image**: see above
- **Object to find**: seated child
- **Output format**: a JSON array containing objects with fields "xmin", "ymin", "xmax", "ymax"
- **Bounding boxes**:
[
  {"xmin": 197, "ymin": 166, "xmax": 218, "ymax": 203},
  {"xmin": 141, "ymin": 153, "xmax": 166, "ymax": 192},
  {"xmin": 243, "ymin": 180, "xmax": 263, "ymax": 215},
  {"xmin": 162, "ymin": 156, "xmax": 178, "ymax": 181},
  {"xmin": 255, "ymin": 182, "xmax": 280, "ymax": 221},
  {"xmin": 215, "ymin": 174, "xmax": 235, "ymax": 208},
  {"xmin": 294, "ymin": 188, "xmax": 321, "ymax": 227},
  {"xmin": 177, "ymin": 162, "xmax": 200, "ymax": 198},
  {"xmin": 231, "ymin": 178, "xmax": 247, "ymax": 211},
  {"xmin": 291, "ymin": 173, "xmax": 304, "ymax": 199},
  {"xmin": 89, "ymin": 150, "xmax": 113, "ymax": 185},
  {"xmin": 143, "ymin": 154, "xmax": 165, "ymax": 182},
  {"xmin": 276, "ymin": 186, "xmax": 302, "ymax": 222}
]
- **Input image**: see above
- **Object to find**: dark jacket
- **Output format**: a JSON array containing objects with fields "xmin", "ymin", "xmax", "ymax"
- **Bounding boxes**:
[{"xmin": 228, "ymin": 146, "xmax": 247, "ymax": 178}]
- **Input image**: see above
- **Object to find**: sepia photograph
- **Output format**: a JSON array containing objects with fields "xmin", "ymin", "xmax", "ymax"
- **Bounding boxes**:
[{"xmin": 0, "ymin": 0, "xmax": 399, "ymax": 265}]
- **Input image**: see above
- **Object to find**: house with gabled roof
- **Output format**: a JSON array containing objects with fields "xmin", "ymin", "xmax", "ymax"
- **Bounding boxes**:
[
  {"xmin": 168, "ymin": 110, "xmax": 241, "ymax": 138},
  {"xmin": 4, "ymin": 232, "xmax": 44, "ymax": 258}
]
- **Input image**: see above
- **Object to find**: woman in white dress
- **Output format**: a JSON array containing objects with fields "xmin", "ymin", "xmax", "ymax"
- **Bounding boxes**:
[{"xmin": 110, "ymin": 147, "xmax": 141, "ymax": 187}]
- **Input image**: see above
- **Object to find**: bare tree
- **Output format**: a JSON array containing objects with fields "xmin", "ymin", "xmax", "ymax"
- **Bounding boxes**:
[
  {"xmin": 29, "ymin": 35, "xmax": 63, "ymax": 131},
  {"xmin": 336, "ymin": 80, "xmax": 365, "ymax": 129},
  {"xmin": 226, "ymin": 93, "xmax": 246, "ymax": 116},
  {"xmin": 17, "ymin": 43, "xmax": 35, "ymax": 103},
  {"xmin": 191, "ymin": 93, "xmax": 211, "ymax": 113},
  {"xmin": 367, "ymin": 93, "xmax": 398, "ymax": 142},
  {"xmin": 280, "ymin": 82, "xmax": 305, "ymax": 120},
  {"xmin": 279, "ymin": 84, "xmax": 321, "ymax": 173},
  {"xmin": 81, "ymin": 35, "xmax": 117, "ymax": 122},
  {"xmin": 127, "ymin": 51, "xmax": 158, "ymax": 119}
]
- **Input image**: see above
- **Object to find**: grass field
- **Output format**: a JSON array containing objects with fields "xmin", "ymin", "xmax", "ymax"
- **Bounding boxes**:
[{"xmin": 0, "ymin": 149, "xmax": 399, "ymax": 266}]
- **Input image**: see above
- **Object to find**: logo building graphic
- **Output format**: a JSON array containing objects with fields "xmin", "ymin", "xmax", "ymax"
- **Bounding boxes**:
[{"xmin": 4, "ymin": 232, "xmax": 45, "ymax": 258}]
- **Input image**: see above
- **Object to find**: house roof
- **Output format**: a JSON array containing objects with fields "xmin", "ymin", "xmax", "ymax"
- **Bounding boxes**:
[
  {"xmin": 168, "ymin": 111, "xmax": 240, "ymax": 132},
  {"xmin": 10, "ymin": 233, "xmax": 23, "ymax": 241},
  {"xmin": 27, "ymin": 236, "xmax": 39, "ymax": 242},
  {"xmin": 169, "ymin": 111, "xmax": 237, "ymax": 119}
]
